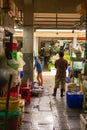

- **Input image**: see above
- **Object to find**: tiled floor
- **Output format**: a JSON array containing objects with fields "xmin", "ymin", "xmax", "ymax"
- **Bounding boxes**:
[{"xmin": 19, "ymin": 71, "xmax": 83, "ymax": 130}]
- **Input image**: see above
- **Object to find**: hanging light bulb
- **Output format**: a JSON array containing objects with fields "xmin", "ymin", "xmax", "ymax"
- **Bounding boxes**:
[{"xmin": 72, "ymin": 29, "xmax": 74, "ymax": 33}]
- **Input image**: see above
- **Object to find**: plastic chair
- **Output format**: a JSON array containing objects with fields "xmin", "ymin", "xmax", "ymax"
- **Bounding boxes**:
[{"xmin": 20, "ymin": 87, "xmax": 30, "ymax": 103}]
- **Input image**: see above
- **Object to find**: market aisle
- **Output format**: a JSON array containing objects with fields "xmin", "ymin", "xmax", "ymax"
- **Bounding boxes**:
[{"xmin": 19, "ymin": 72, "xmax": 83, "ymax": 130}]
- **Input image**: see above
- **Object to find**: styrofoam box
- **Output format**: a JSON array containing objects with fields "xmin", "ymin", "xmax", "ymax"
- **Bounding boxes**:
[
  {"xmin": 66, "ymin": 83, "xmax": 80, "ymax": 92},
  {"xmin": 80, "ymin": 114, "xmax": 87, "ymax": 130}
]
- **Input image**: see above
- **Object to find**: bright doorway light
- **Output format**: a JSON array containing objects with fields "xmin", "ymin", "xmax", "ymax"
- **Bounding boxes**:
[
  {"xmin": 36, "ymin": 29, "xmax": 86, "ymax": 33},
  {"xmin": 14, "ymin": 29, "xmax": 23, "ymax": 32}
]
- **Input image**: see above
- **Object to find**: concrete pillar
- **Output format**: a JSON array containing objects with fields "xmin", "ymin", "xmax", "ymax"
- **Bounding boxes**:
[
  {"xmin": 33, "ymin": 36, "xmax": 38, "ymax": 57},
  {"xmin": 73, "ymin": 37, "xmax": 77, "ymax": 48},
  {"xmin": 36, "ymin": 37, "xmax": 39, "ymax": 56},
  {"xmin": 33, "ymin": 36, "xmax": 36, "ymax": 57},
  {"xmin": 84, "ymin": 12, "xmax": 87, "ymax": 75},
  {"xmin": 38, "ymin": 38, "xmax": 41, "ymax": 55},
  {"xmin": 85, "ymin": 12, "xmax": 87, "ymax": 57},
  {"xmin": 23, "ymin": 0, "xmax": 34, "ymax": 81}
]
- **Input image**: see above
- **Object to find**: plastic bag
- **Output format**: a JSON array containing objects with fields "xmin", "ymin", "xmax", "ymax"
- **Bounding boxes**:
[
  {"xmin": 17, "ymin": 52, "xmax": 25, "ymax": 67},
  {"xmin": 7, "ymin": 59, "xmax": 19, "ymax": 70}
]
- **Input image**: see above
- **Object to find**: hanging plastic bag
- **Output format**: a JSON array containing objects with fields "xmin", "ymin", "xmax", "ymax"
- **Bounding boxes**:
[
  {"xmin": 17, "ymin": 52, "xmax": 25, "ymax": 67},
  {"xmin": 7, "ymin": 59, "xmax": 19, "ymax": 70}
]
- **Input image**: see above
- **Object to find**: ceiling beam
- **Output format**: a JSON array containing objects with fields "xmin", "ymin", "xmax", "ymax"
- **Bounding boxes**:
[{"xmin": 34, "ymin": 0, "xmax": 84, "ymax": 13}]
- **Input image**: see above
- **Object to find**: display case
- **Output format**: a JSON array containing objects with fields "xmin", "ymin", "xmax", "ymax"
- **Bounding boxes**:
[
  {"xmin": 72, "ymin": 61, "xmax": 84, "ymax": 70},
  {"xmin": 70, "ymin": 44, "xmax": 85, "ymax": 85}
]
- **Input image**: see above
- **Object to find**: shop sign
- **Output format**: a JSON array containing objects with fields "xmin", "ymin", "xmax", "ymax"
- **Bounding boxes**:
[{"xmin": 77, "ymin": 37, "xmax": 85, "ymax": 40}]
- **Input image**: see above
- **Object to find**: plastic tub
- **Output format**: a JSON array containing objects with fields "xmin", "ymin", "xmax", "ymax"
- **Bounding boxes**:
[
  {"xmin": 66, "ymin": 91, "xmax": 83, "ymax": 108},
  {"xmin": 0, "ymin": 97, "xmax": 19, "ymax": 111}
]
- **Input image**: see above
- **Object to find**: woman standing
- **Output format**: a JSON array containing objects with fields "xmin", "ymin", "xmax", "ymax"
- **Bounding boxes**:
[{"xmin": 34, "ymin": 56, "xmax": 43, "ymax": 87}]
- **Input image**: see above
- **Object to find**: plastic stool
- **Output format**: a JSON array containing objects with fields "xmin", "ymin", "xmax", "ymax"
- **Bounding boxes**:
[{"xmin": 20, "ymin": 87, "xmax": 30, "ymax": 103}]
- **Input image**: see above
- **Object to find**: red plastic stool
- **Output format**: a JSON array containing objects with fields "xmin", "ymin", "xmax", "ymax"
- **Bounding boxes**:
[{"xmin": 20, "ymin": 87, "xmax": 30, "ymax": 103}]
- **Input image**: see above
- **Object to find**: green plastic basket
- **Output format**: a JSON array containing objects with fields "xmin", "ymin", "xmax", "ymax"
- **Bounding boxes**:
[{"xmin": 0, "ymin": 109, "xmax": 21, "ymax": 117}]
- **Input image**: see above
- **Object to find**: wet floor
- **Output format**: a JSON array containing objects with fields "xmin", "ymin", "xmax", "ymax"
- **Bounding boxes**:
[{"xmin": 19, "ymin": 72, "xmax": 83, "ymax": 130}]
